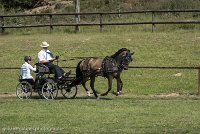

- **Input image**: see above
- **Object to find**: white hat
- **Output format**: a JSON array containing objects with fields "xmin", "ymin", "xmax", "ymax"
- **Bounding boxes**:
[{"xmin": 40, "ymin": 41, "xmax": 49, "ymax": 47}]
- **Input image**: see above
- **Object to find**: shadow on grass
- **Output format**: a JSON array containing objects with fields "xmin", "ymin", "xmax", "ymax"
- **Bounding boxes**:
[{"xmin": 55, "ymin": 95, "xmax": 113, "ymax": 100}]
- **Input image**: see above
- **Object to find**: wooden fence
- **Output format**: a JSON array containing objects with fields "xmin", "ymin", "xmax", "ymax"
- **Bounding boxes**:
[{"xmin": 0, "ymin": 9, "xmax": 200, "ymax": 33}]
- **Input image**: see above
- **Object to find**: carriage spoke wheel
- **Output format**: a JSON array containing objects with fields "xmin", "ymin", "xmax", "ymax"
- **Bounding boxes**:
[
  {"xmin": 61, "ymin": 85, "xmax": 77, "ymax": 99},
  {"xmin": 16, "ymin": 81, "xmax": 32, "ymax": 99},
  {"xmin": 42, "ymin": 80, "xmax": 58, "ymax": 100}
]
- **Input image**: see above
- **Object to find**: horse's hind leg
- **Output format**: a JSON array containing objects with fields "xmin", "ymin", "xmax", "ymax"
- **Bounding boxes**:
[
  {"xmin": 101, "ymin": 75, "xmax": 112, "ymax": 96},
  {"xmin": 82, "ymin": 82, "xmax": 91, "ymax": 97},
  {"xmin": 90, "ymin": 76, "xmax": 98, "ymax": 98}
]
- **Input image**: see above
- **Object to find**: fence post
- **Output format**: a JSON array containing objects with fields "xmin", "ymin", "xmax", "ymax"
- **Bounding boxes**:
[
  {"xmin": 49, "ymin": 14, "xmax": 53, "ymax": 33},
  {"xmin": 198, "ymin": 69, "xmax": 200, "ymax": 95},
  {"xmin": 0, "ymin": 16, "xmax": 5, "ymax": 33},
  {"xmin": 75, "ymin": 0, "xmax": 80, "ymax": 32},
  {"xmin": 152, "ymin": 11, "xmax": 155, "ymax": 32},
  {"xmin": 100, "ymin": 13, "xmax": 103, "ymax": 32}
]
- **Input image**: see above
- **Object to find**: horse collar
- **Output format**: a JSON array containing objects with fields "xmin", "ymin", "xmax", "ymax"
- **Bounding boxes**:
[{"xmin": 102, "ymin": 56, "xmax": 119, "ymax": 75}]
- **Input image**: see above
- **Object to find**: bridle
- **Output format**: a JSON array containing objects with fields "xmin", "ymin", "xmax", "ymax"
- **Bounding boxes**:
[{"xmin": 119, "ymin": 51, "xmax": 133, "ymax": 70}]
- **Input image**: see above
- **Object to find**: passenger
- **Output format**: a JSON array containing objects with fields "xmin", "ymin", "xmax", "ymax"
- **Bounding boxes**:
[
  {"xmin": 38, "ymin": 41, "xmax": 70, "ymax": 80},
  {"xmin": 20, "ymin": 56, "xmax": 36, "ymax": 84}
]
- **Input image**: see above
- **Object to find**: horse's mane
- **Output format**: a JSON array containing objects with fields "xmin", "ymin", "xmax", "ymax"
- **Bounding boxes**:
[{"xmin": 110, "ymin": 48, "xmax": 128, "ymax": 58}]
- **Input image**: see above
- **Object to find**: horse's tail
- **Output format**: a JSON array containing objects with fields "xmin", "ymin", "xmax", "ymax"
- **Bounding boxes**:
[
  {"xmin": 76, "ymin": 60, "xmax": 82, "ymax": 79},
  {"xmin": 69, "ymin": 60, "xmax": 83, "ymax": 87}
]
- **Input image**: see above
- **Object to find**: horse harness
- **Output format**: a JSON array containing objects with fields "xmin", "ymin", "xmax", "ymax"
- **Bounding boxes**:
[
  {"xmin": 101, "ymin": 56, "xmax": 120, "ymax": 77},
  {"xmin": 81, "ymin": 58, "xmax": 93, "ymax": 76},
  {"xmin": 81, "ymin": 56, "xmax": 122, "ymax": 77}
]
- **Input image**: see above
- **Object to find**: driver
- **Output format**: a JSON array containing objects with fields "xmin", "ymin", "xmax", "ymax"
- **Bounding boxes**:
[{"xmin": 38, "ymin": 41, "xmax": 69, "ymax": 80}]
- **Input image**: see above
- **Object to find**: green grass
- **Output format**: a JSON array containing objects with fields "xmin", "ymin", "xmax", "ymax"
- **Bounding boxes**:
[
  {"xmin": 0, "ymin": 30, "xmax": 200, "ymax": 94},
  {"xmin": 1, "ymin": 96, "xmax": 200, "ymax": 134},
  {"xmin": 1, "ymin": 30, "xmax": 200, "ymax": 133}
]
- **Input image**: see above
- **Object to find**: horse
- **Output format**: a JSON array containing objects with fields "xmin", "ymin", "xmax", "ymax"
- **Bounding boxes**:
[{"xmin": 70, "ymin": 48, "xmax": 134, "ymax": 98}]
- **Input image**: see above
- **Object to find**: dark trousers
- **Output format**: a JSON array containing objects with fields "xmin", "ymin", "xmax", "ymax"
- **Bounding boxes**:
[{"xmin": 44, "ymin": 62, "xmax": 65, "ymax": 78}]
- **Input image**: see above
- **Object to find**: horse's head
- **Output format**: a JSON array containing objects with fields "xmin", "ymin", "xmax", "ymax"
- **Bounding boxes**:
[
  {"xmin": 120, "ymin": 49, "xmax": 134, "ymax": 70},
  {"xmin": 111, "ymin": 48, "xmax": 134, "ymax": 70}
]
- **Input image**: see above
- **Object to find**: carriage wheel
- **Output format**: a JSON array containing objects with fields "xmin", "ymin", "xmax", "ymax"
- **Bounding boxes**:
[
  {"xmin": 61, "ymin": 85, "xmax": 77, "ymax": 99},
  {"xmin": 41, "ymin": 79, "xmax": 58, "ymax": 100},
  {"xmin": 16, "ymin": 81, "xmax": 32, "ymax": 99}
]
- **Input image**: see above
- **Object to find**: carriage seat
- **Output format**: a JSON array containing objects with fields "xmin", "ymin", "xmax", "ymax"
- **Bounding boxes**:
[
  {"xmin": 18, "ymin": 75, "xmax": 35, "ymax": 85},
  {"xmin": 35, "ymin": 63, "xmax": 53, "ymax": 74}
]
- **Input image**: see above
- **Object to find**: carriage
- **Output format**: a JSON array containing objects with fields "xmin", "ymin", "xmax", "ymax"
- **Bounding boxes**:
[
  {"xmin": 16, "ymin": 63, "xmax": 78, "ymax": 100},
  {"xmin": 16, "ymin": 48, "xmax": 134, "ymax": 100}
]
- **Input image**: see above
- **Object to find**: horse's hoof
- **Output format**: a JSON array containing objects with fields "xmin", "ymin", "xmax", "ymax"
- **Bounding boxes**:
[
  {"xmin": 116, "ymin": 92, "xmax": 121, "ymax": 96},
  {"xmin": 87, "ymin": 91, "xmax": 91, "ymax": 97}
]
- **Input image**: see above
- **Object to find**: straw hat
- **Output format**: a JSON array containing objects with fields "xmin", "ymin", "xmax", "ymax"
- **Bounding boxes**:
[{"xmin": 40, "ymin": 41, "xmax": 49, "ymax": 47}]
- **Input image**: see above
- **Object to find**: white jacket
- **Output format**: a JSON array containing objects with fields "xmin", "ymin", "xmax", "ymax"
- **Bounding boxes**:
[{"xmin": 20, "ymin": 62, "xmax": 36, "ymax": 79}]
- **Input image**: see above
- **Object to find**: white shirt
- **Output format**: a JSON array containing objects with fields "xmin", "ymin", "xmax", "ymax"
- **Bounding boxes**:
[
  {"xmin": 38, "ymin": 49, "xmax": 53, "ymax": 63},
  {"xmin": 21, "ymin": 62, "xmax": 36, "ymax": 79}
]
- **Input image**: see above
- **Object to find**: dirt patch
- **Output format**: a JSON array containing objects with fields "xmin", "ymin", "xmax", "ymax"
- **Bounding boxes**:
[
  {"xmin": 151, "ymin": 93, "xmax": 180, "ymax": 97},
  {"xmin": 0, "ymin": 92, "xmax": 16, "ymax": 97}
]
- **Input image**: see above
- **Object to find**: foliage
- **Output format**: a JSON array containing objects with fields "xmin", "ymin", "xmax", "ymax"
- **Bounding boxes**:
[
  {"xmin": 81, "ymin": 0, "xmax": 121, "ymax": 12},
  {"xmin": 160, "ymin": 0, "xmax": 200, "ymax": 10},
  {"xmin": 79, "ymin": 0, "xmax": 200, "ymax": 12},
  {"xmin": 0, "ymin": 0, "xmax": 200, "ymax": 13},
  {"xmin": 0, "ymin": 0, "xmax": 36, "ymax": 10}
]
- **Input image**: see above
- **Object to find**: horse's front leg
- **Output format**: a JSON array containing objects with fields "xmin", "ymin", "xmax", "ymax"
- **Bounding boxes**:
[
  {"xmin": 116, "ymin": 76, "xmax": 123, "ymax": 96},
  {"xmin": 90, "ymin": 76, "xmax": 98, "ymax": 98},
  {"xmin": 101, "ymin": 75, "xmax": 112, "ymax": 96}
]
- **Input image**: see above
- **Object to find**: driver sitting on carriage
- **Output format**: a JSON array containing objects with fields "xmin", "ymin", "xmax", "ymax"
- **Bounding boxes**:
[{"xmin": 37, "ymin": 41, "xmax": 70, "ymax": 80}]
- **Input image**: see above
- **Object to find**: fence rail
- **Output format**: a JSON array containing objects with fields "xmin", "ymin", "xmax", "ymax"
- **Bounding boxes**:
[
  {"xmin": 0, "ymin": 9, "xmax": 200, "ymax": 33},
  {"xmin": 1, "ymin": 65, "xmax": 200, "ymax": 94}
]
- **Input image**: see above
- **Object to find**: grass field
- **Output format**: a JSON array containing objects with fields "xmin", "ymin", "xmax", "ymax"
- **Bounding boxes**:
[
  {"xmin": 1, "ymin": 95, "xmax": 200, "ymax": 134},
  {"xmin": 1, "ymin": 29, "xmax": 200, "ymax": 133}
]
